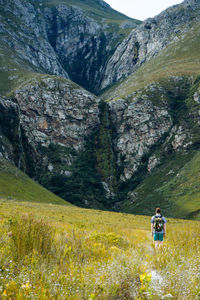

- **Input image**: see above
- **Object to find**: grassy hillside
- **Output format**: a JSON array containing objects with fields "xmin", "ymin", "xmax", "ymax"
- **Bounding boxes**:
[
  {"xmin": 160, "ymin": 151, "xmax": 200, "ymax": 219},
  {"xmin": 0, "ymin": 158, "xmax": 68, "ymax": 205},
  {"xmin": 120, "ymin": 151, "xmax": 200, "ymax": 220},
  {"xmin": 37, "ymin": 0, "xmax": 141, "ymax": 24},
  {"xmin": 0, "ymin": 42, "xmax": 38, "ymax": 96},
  {"xmin": 0, "ymin": 200, "xmax": 199, "ymax": 299}
]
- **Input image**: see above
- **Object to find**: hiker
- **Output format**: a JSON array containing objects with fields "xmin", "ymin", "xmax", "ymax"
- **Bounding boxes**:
[{"xmin": 151, "ymin": 208, "xmax": 166, "ymax": 248}]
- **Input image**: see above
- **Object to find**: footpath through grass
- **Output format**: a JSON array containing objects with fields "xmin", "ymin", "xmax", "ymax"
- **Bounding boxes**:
[{"xmin": 0, "ymin": 200, "xmax": 199, "ymax": 299}]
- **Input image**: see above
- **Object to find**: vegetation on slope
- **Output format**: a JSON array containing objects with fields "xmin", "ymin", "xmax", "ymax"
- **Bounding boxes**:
[
  {"xmin": 38, "ymin": 117, "xmax": 117, "ymax": 210},
  {"xmin": 94, "ymin": 101, "xmax": 118, "ymax": 194},
  {"xmin": 0, "ymin": 158, "xmax": 68, "ymax": 205},
  {"xmin": 121, "ymin": 151, "xmax": 200, "ymax": 220},
  {"xmin": 160, "ymin": 151, "xmax": 200, "ymax": 219},
  {"xmin": 0, "ymin": 43, "xmax": 37, "ymax": 96},
  {"xmin": 0, "ymin": 200, "xmax": 199, "ymax": 299},
  {"xmin": 36, "ymin": 0, "xmax": 141, "ymax": 24},
  {"xmin": 39, "ymin": 140, "xmax": 109, "ymax": 209}
]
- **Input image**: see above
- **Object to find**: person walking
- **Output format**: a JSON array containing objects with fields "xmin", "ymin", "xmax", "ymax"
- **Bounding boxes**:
[{"xmin": 151, "ymin": 208, "xmax": 167, "ymax": 248}]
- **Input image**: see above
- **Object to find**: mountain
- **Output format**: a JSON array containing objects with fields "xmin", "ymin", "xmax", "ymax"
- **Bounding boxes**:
[
  {"xmin": 0, "ymin": 0, "xmax": 200, "ymax": 219},
  {"xmin": 101, "ymin": 0, "xmax": 200, "ymax": 90},
  {"xmin": 101, "ymin": 0, "xmax": 200, "ymax": 218},
  {"xmin": 0, "ymin": 0, "xmax": 140, "ymax": 95}
]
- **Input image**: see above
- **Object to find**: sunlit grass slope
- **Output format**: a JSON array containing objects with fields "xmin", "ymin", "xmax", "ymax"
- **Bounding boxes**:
[
  {"xmin": 103, "ymin": 23, "xmax": 200, "ymax": 101},
  {"xmin": 0, "ymin": 200, "xmax": 199, "ymax": 299},
  {"xmin": 0, "ymin": 158, "xmax": 68, "ymax": 205}
]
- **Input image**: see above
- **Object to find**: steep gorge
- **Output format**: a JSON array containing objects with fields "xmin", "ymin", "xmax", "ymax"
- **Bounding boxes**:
[
  {"xmin": 1, "ymin": 74, "xmax": 199, "ymax": 217},
  {"xmin": 0, "ymin": 0, "xmax": 139, "ymax": 94},
  {"xmin": 0, "ymin": 0, "xmax": 200, "ymax": 218}
]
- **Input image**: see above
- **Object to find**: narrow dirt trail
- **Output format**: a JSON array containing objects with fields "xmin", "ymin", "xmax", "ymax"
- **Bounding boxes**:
[{"xmin": 142, "ymin": 233, "xmax": 168, "ymax": 298}]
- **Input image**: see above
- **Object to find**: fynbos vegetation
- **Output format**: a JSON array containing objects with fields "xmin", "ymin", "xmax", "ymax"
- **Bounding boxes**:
[{"xmin": 0, "ymin": 200, "xmax": 199, "ymax": 299}]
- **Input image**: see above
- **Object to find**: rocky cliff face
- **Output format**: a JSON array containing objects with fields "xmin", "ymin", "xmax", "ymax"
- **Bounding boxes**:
[
  {"xmin": 101, "ymin": 0, "xmax": 200, "ymax": 89},
  {"xmin": 0, "ymin": 74, "xmax": 199, "ymax": 210},
  {"xmin": 0, "ymin": 0, "xmax": 68, "ymax": 77},
  {"xmin": 113, "ymin": 76, "xmax": 200, "ymax": 215},
  {"xmin": 0, "ymin": 76, "xmax": 105, "ymax": 206},
  {"xmin": 12, "ymin": 77, "xmax": 100, "ymax": 180},
  {"xmin": 108, "ymin": 93, "xmax": 172, "ymax": 181},
  {"xmin": 14, "ymin": 77, "xmax": 100, "ymax": 152},
  {"xmin": 44, "ymin": 5, "xmax": 121, "ymax": 93},
  {"xmin": 105, "ymin": 75, "xmax": 198, "ymax": 194}
]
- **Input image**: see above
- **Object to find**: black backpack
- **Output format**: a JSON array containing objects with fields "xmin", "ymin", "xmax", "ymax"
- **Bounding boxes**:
[{"xmin": 153, "ymin": 215, "xmax": 164, "ymax": 232}]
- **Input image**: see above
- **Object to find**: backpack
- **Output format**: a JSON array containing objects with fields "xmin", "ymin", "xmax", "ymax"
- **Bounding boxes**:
[{"xmin": 153, "ymin": 215, "xmax": 164, "ymax": 232}]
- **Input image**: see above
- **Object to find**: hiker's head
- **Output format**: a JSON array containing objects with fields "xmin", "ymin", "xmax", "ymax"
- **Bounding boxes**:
[{"xmin": 155, "ymin": 207, "xmax": 161, "ymax": 214}]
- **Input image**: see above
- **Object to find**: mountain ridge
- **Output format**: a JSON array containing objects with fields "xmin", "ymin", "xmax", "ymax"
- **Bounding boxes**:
[
  {"xmin": 101, "ymin": 0, "xmax": 200, "ymax": 90},
  {"xmin": 0, "ymin": 0, "xmax": 140, "ymax": 95}
]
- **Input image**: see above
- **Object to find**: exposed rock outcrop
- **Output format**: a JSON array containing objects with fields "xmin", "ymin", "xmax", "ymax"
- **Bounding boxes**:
[
  {"xmin": 171, "ymin": 126, "xmax": 192, "ymax": 150},
  {"xmin": 11, "ymin": 77, "xmax": 100, "ymax": 179},
  {"xmin": 147, "ymin": 154, "xmax": 160, "ymax": 173},
  {"xmin": 192, "ymin": 89, "xmax": 200, "ymax": 126},
  {"xmin": 0, "ymin": 0, "xmax": 68, "ymax": 77},
  {"xmin": 14, "ymin": 77, "xmax": 100, "ymax": 151},
  {"xmin": 101, "ymin": 0, "xmax": 200, "ymax": 89},
  {"xmin": 109, "ymin": 95, "xmax": 172, "ymax": 181}
]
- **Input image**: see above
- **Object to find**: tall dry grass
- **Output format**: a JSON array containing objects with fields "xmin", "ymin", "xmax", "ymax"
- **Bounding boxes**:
[{"xmin": 0, "ymin": 200, "xmax": 199, "ymax": 299}]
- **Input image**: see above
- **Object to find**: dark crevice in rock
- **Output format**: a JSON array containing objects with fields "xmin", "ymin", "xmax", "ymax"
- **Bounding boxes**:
[{"xmin": 0, "ymin": 99, "xmax": 26, "ymax": 170}]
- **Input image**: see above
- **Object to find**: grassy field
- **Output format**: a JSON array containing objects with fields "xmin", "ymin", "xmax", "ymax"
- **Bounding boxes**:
[{"xmin": 0, "ymin": 199, "xmax": 199, "ymax": 299}]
